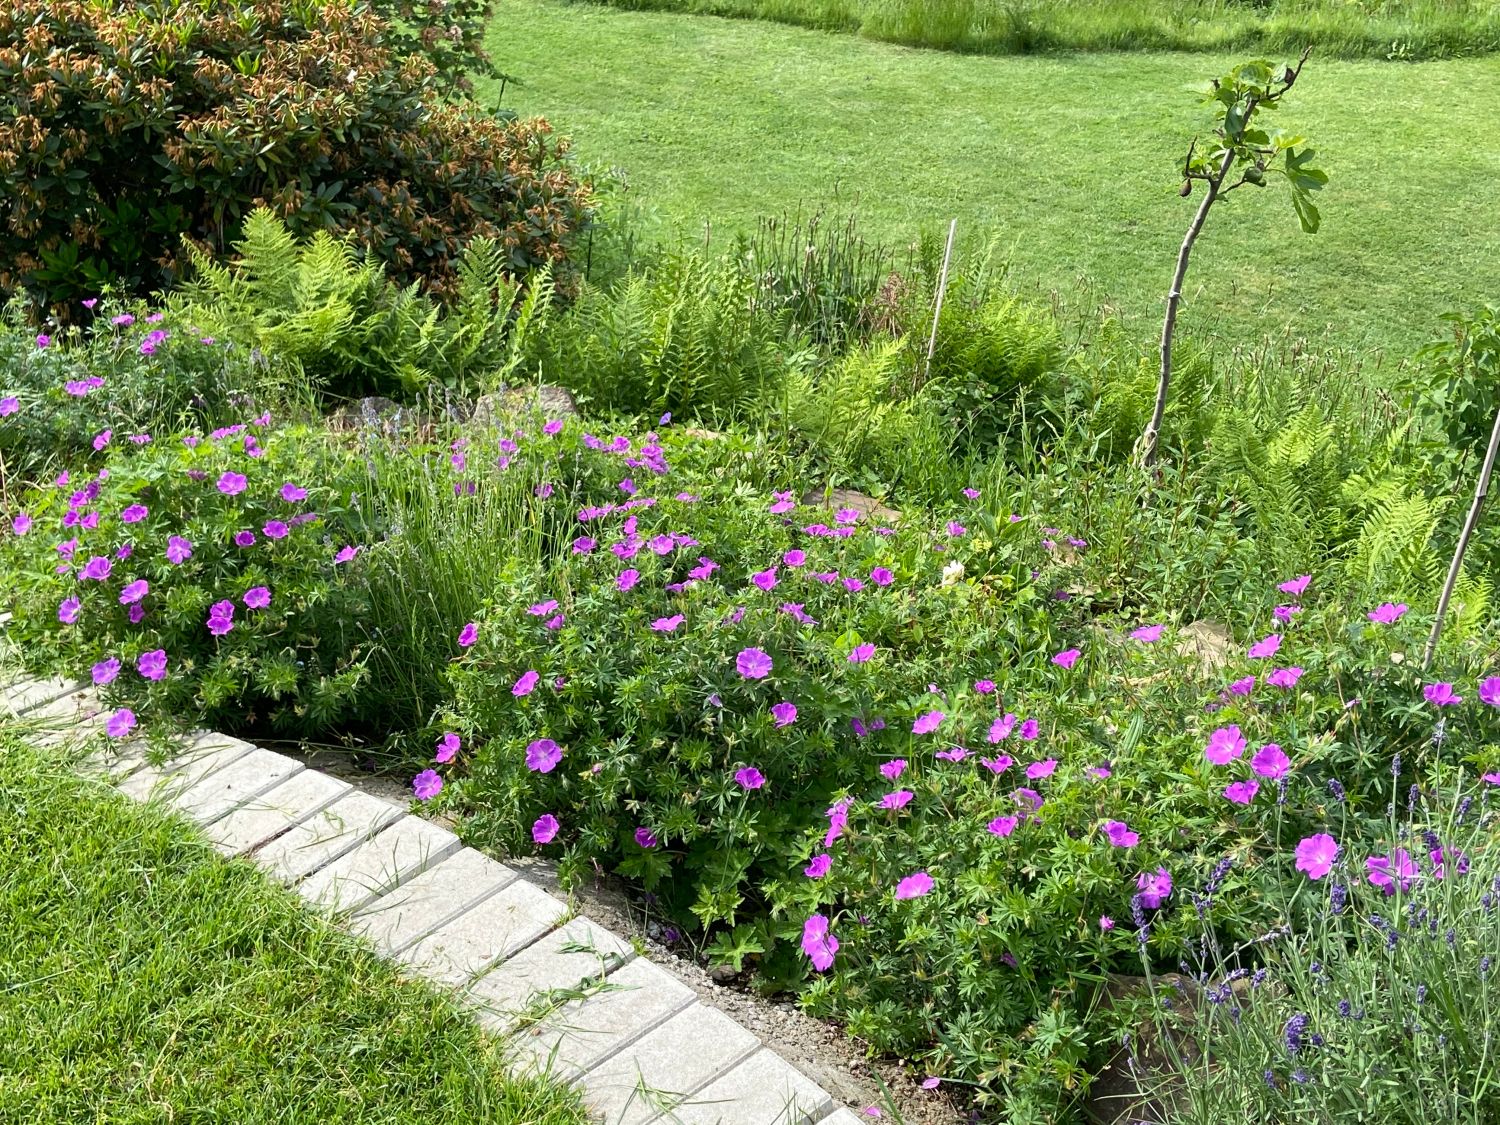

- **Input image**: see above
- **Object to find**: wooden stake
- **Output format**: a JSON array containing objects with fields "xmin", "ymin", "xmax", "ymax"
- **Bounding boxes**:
[
  {"xmin": 1422, "ymin": 399, "xmax": 1500, "ymax": 669},
  {"xmin": 921, "ymin": 219, "xmax": 957, "ymax": 391}
]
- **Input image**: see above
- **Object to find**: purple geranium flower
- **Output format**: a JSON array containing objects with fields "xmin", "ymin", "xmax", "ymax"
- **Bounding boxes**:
[
  {"xmin": 532, "ymin": 814, "xmax": 560, "ymax": 844},
  {"xmin": 137, "ymin": 649, "xmax": 167, "ymax": 681},
  {"xmin": 736, "ymin": 647, "xmax": 772, "ymax": 679},
  {"xmin": 525, "ymin": 738, "xmax": 563, "ymax": 773},
  {"xmin": 734, "ymin": 766, "xmax": 766, "ymax": 790},
  {"xmin": 243, "ymin": 586, "xmax": 271, "ymax": 610},
  {"xmin": 912, "ymin": 710, "xmax": 945, "ymax": 735},
  {"xmin": 412, "ymin": 769, "xmax": 443, "ymax": 801},
  {"xmin": 895, "ymin": 871, "xmax": 933, "ymax": 900},
  {"xmin": 1102, "ymin": 820, "xmax": 1138, "ymax": 847},
  {"xmin": 802, "ymin": 913, "xmax": 839, "ymax": 970}
]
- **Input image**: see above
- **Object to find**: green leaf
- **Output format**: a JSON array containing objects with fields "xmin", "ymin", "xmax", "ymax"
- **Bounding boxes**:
[{"xmin": 1284, "ymin": 146, "xmax": 1327, "ymax": 234}]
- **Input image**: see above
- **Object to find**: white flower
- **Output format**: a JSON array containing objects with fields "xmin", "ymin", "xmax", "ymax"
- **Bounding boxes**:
[{"xmin": 940, "ymin": 560, "xmax": 965, "ymax": 587}]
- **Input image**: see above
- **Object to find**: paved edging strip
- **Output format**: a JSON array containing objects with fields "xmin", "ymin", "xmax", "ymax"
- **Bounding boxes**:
[{"xmin": 1, "ymin": 672, "xmax": 856, "ymax": 1124}]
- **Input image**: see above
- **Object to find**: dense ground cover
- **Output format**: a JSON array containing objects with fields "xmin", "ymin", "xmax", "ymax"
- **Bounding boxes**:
[
  {"xmin": 574, "ymin": 0, "xmax": 1500, "ymax": 59},
  {"xmin": 0, "ymin": 726, "xmax": 589, "ymax": 1124},
  {"xmin": 486, "ymin": 0, "xmax": 1500, "ymax": 357}
]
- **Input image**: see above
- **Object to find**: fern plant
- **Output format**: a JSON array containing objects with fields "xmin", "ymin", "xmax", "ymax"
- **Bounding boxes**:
[{"xmin": 169, "ymin": 209, "xmax": 522, "ymax": 398}]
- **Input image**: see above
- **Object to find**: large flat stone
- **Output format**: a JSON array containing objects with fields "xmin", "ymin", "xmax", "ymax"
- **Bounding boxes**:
[
  {"xmin": 348, "ymin": 846, "xmax": 517, "ymax": 957},
  {"xmin": 668, "ymin": 1048, "xmax": 834, "ymax": 1125},
  {"xmin": 397, "ymin": 878, "xmax": 566, "ymax": 989},
  {"xmin": 509, "ymin": 956, "xmax": 696, "ymax": 1080},
  {"xmin": 169, "ymin": 747, "xmax": 305, "ymax": 825},
  {"xmin": 205, "ymin": 770, "xmax": 351, "ymax": 856},
  {"xmin": 297, "ymin": 815, "xmax": 462, "ymax": 915},
  {"xmin": 116, "ymin": 732, "xmax": 258, "ymax": 805},
  {"xmin": 471, "ymin": 917, "xmax": 634, "ymax": 1032},
  {"xmin": 577, "ymin": 1002, "xmax": 761, "ymax": 1125},
  {"xmin": 251, "ymin": 790, "xmax": 405, "ymax": 883},
  {"xmin": 0, "ymin": 677, "xmax": 86, "ymax": 716},
  {"xmin": 820, "ymin": 1110, "xmax": 867, "ymax": 1125}
]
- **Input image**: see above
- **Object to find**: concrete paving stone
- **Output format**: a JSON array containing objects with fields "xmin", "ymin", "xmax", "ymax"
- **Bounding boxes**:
[
  {"xmin": 509, "ymin": 956, "xmax": 697, "ymax": 1081},
  {"xmin": 205, "ymin": 770, "xmax": 351, "ymax": 857},
  {"xmin": 169, "ymin": 747, "xmax": 306, "ymax": 825},
  {"xmin": 348, "ymin": 846, "xmax": 517, "ymax": 957},
  {"xmin": 0, "ymin": 677, "xmax": 85, "ymax": 717},
  {"xmin": 398, "ymin": 878, "xmax": 566, "ymax": 989},
  {"xmin": 577, "ymin": 1002, "xmax": 761, "ymax": 1125},
  {"xmin": 115, "ymin": 732, "xmax": 258, "ymax": 805},
  {"xmin": 471, "ymin": 917, "xmax": 634, "ymax": 1032},
  {"xmin": 818, "ymin": 1111, "xmax": 867, "ymax": 1125},
  {"xmin": 666, "ymin": 1048, "xmax": 834, "ymax": 1125},
  {"xmin": 252, "ymin": 790, "xmax": 405, "ymax": 883},
  {"xmin": 24, "ymin": 690, "xmax": 105, "ymax": 745},
  {"xmin": 298, "ymin": 815, "xmax": 462, "ymax": 915}
]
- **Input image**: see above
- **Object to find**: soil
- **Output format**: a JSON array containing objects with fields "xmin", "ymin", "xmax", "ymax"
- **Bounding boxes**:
[{"xmin": 289, "ymin": 744, "xmax": 972, "ymax": 1125}]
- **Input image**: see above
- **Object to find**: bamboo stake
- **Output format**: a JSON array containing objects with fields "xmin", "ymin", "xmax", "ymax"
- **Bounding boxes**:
[
  {"xmin": 1422, "ymin": 400, "xmax": 1500, "ymax": 669},
  {"xmin": 921, "ymin": 219, "xmax": 958, "ymax": 391}
]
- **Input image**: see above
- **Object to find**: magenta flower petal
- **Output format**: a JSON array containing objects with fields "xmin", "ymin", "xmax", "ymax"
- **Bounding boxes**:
[
  {"xmin": 894, "ymin": 871, "xmax": 933, "ymax": 900},
  {"xmin": 525, "ymin": 738, "xmax": 562, "ymax": 773},
  {"xmin": 736, "ymin": 647, "xmax": 773, "ymax": 679},
  {"xmin": 532, "ymin": 814, "xmax": 560, "ymax": 844},
  {"xmin": 412, "ymin": 769, "xmax": 443, "ymax": 801},
  {"xmin": 1294, "ymin": 834, "xmax": 1339, "ymax": 880}
]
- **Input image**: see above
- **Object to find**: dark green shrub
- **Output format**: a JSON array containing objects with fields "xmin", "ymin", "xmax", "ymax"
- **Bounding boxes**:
[{"xmin": 0, "ymin": 0, "xmax": 589, "ymax": 313}]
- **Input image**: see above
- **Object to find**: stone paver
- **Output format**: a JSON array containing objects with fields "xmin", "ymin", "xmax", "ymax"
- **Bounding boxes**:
[
  {"xmin": 0, "ymin": 677, "xmax": 85, "ymax": 717},
  {"xmin": 577, "ymin": 1002, "xmax": 760, "ymax": 1125},
  {"xmin": 348, "ymin": 846, "xmax": 517, "ymax": 957},
  {"xmin": 510, "ymin": 956, "xmax": 697, "ymax": 1080},
  {"xmin": 252, "ymin": 790, "xmax": 405, "ymax": 883},
  {"xmin": 115, "ymin": 732, "xmax": 258, "ymax": 804},
  {"xmin": 170, "ymin": 747, "xmax": 305, "ymax": 825},
  {"xmin": 204, "ymin": 770, "xmax": 351, "ymax": 856},
  {"xmin": 820, "ymin": 1110, "xmax": 866, "ymax": 1125},
  {"xmin": 398, "ymin": 877, "xmax": 566, "ymax": 988},
  {"xmin": 25, "ymin": 690, "xmax": 106, "ymax": 748},
  {"xmin": 298, "ymin": 815, "xmax": 462, "ymax": 914},
  {"xmin": 667, "ymin": 1047, "xmax": 834, "ymax": 1125},
  {"xmin": 471, "ymin": 917, "xmax": 634, "ymax": 1032}
]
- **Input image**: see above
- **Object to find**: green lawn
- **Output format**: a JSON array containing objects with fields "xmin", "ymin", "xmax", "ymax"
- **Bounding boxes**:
[
  {"xmin": 488, "ymin": 1, "xmax": 1500, "ymax": 357},
  {"xmin": 0, "ymin": 728, "xmax": 587, "ymax": 1125},
  {"xmin": 570, "ymin": 0, "xmax": 1500, "ymax": 60}
]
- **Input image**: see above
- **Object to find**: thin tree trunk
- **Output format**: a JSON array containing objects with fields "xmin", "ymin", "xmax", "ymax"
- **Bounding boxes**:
[
  {"xmin": 1422, "ymin": 399, "xmax": 1500, "ymax": 669},
  {"xmin": 1142, "ymin": 147, "xmax": 1235, "ymax": 466}
]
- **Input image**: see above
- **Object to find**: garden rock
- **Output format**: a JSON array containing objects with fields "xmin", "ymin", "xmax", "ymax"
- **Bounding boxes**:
[
  {"xmin": 800, "ymin": 487, "xmax": 900, "ymax": 525},
  {"xmin": 1083, "ymin": 973, "xmax": 1200, "ymax": 1125},
  {"xmin": 469, "ymin": 385, "xmax": 578, "ymax": 429},
  {"xmin": 328, "ymin": 396, "xmax": 408, "ymax": 434},
  {"xmin": 1177, "ymin": 620, "xmax": 1235, "ymax": 674}
]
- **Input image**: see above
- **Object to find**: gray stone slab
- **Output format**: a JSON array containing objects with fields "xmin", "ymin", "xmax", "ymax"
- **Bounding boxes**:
[
  {"xmin": 471, "ymin": 917, "xmax": 634, "ymax": 1032},
  {"xmin": 509, "ymin": 956, "xmax": 697, "ymax": 1080},
  {"xmin": 205, "ymin": 770, "xmax": 351, "ymax": 856},
  {"xmin": 819, "ymin": 1110, "xmax": 867, "ymax": 1125},
  {"xmin": 577, "ymin": 1002, "xmax": 761, "ymax": 1125},
  {"xmin": 0, "ymin": 677, "xmax": 85, "ymax": 716},
  {"xmin": 169, "ymin": 747, "xmax": 305, "ymax": 825},
  {"xmin": 115, "ymin": 732, "xmax": 258, "ymax": 805},
  {"xmin": 666, "ymin": 1048, "xmax": 834, "ymax": 1125},
  {"xmin": 348, "ymin": 846, "xmax": 517, "ymax": 957},
  {"xmin": 397, "ymin": 878, "xmax": 566, "ymax": 989},
  {"xmin": 24, "ymin": 690, "xmax": 105, "ymax": 746},
  {"xmin": 252, "ymin": 790, "xmax": 405, "ymax": 883},
  {"xmin": 298, "ymin": 815, "xmax": 462, "ymax": 915}
]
